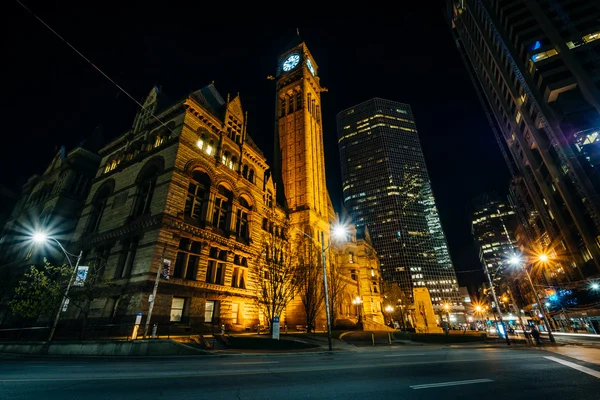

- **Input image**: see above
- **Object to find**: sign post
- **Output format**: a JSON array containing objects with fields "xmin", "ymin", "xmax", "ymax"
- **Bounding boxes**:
[
  {"xmin": 272, "ymin": 316, "xmax": 280, "ymax": 340},
  {"xmin": 131, "ymin": 312, "xmax": 143, "ymax": 340}
]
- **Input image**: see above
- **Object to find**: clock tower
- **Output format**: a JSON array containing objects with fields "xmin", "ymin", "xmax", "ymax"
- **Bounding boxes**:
[{"xmin": 273, "ymin": 35, "xmax": 332, "ymax": 242}]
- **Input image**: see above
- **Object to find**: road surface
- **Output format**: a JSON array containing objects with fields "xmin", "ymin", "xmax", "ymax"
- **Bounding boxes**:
[{"xmin": 1, "ymin": 345, "xmax": 599, "ymax": 399}]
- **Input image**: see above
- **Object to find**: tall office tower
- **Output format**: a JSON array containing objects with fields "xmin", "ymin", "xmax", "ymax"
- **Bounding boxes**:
[
  {"xmin": 470, "ymin": 192, "xmax": 519, "ymax": 294},
  {"xmin": 336, "ymin": 98, "xmax": 462, "ymax": 309},
  {"xmin": 447, "ymin": 1, "xmax": 600, "ymax": 280}
]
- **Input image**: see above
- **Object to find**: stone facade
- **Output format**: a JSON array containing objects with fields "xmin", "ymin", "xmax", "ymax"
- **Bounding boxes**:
[{"xmin": 3, "ymin": 38, "xmax": 386, "ymax": 333}]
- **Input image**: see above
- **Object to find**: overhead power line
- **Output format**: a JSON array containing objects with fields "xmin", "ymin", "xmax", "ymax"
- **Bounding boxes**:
[{"xmin": 15, "ymin": 0, "xmax": 173, "ymax": 134}]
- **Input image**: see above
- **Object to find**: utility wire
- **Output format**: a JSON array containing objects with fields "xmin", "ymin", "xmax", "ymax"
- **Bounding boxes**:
[{"xmin": 15, "ymin": 0, "xmax": 174, "ymax": 134}]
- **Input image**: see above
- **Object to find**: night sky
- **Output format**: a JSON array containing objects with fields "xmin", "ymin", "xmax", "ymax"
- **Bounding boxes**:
[{"xmin": 4, "ymin": 2, "xmax": 512, "ymax": 291}]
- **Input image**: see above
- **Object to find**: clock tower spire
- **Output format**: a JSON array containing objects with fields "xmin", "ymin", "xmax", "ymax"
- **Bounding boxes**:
[{"xmin": 273, "ymin": 37, "xmax": 331, "ymax": 239}]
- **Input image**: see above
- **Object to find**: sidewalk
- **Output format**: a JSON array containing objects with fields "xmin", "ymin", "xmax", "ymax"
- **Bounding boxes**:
[
  {"xmin": 543, "ymin": 345, "xmax": 600, "ymax": 366},
  {"xmin": 210, "ymin": 334, "xmax": 357, "ymax": 355}
]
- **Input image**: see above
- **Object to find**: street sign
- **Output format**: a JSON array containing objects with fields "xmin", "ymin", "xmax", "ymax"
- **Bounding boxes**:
[
  {"xmin": 73, "ymin": 266, "xmax": 89, "ymax": 287},
  {"xmin": 61, "ymin": 298, "xmax": 70, "ymax": 312},
  {"xmin": 131, "ymin": 312, "xmax": 143, "ymax": 340},
  {"xmin": 272, "ymin": 316, "xmax": 280, "ymax": 340},
  {"xmin": 161, "ymin": 259, "xmax": 171, "ymax": 280}
]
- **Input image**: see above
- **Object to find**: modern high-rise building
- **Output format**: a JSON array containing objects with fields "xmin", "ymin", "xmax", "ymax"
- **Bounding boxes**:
[
  {"xmin": 470, "ymin": 192, "xmax": 519, "ymax": 294},
  {"xmin": 336, "ymin": 98, "xmax": 462, "ymax": 309},
  {"xmin": 447, "ymin": 0, "xmax": 600, "ymax": 281}
]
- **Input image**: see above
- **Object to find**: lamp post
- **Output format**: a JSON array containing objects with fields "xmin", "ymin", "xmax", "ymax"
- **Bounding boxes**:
[
  {"xmin": 296, "ymin": 224, "xmax": 347, "ymax": 352},
  {"xmin": 481, "ymin": 260, "xmax": 511, "ymax": 345},
  {"xmin": 32, "ymin": 232, "xmax": 83, "ymax": 342},
  {"xmin": 510, "ymin": 254, "xmax": 556, "ymax": 343}
]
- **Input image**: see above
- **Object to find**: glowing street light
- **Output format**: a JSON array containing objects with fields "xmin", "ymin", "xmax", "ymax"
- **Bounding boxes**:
[
  {"xmin": 31, "ymin": 231, "xmax": 83, "ymax": 342},
  {"xmin": 509, "ymin": 254, "xmax": 555, "ymax": 343},
  {"xmin": 591, "ymin": 282, "xmax": 599, "ymax": 291}
]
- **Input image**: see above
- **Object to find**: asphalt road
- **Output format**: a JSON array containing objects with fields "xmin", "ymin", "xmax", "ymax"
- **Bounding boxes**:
[{"xmin": 1, "ymin": 345, "xmax": 599, "ymax": 400}]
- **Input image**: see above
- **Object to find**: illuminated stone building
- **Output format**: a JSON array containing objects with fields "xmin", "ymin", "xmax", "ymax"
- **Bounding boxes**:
[
  {"xmin": 32, "ymin": 36, "xmax": 385, "ymax": 332},
  {"xmin": 447, "ymin": 0, "xmax": 600, "ymax": 281},
  {"xmin": 336, "ymin": 98, "xmax": 462, "ymax": 312}
]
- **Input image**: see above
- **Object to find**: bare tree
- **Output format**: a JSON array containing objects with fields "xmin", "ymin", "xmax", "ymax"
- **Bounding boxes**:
[
  {"xmin": 296, "ymin": 235, "xmax": 324, "ymax": 333},
  {"xmin": 254, "ymin": 226, "xmax": 301, "ymax": 331},
  {"xmin": 382, "ymin": 281, "xmax": 410, "ymax": 329}
]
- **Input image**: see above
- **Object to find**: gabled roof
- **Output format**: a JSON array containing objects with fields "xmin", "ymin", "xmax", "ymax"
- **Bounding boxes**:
[{"xmin": 190, "ymin": 83, "xmax": 226, "ymax": 120}]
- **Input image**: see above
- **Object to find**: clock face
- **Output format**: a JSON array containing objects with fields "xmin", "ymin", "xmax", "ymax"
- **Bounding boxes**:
[
  {"xmin": 307, "ymin": 58, "xmax": 315, "ymax": 75},
  {"xmin": 282, "ymin": 53, "xmax": 300, "ymax": 72}
]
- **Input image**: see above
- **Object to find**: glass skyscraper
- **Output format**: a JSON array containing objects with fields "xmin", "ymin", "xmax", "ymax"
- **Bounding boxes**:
[
  {"xmin": 336, "ymin": 98, "xmax": 462, "ymax": 308},
  {"xmin": 470, "ymin": 192, "xmax": 519, "ymax": 295},
  {"xmin": 447, "ymin": 0, "xmax": 600, "ymax": 280}
]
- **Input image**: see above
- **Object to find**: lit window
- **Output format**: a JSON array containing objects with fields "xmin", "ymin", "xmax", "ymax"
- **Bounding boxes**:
[
  {"xmin": 530, "ymin": 48, "xmax": 558, "ymax": 63},
  {"xmin": 204, "ymin": 300, "xmax": 215, "ymax": 323},
  {"xmin": 583, "ymin": 31, "xmax": 600, "ymax": 43},
  {"xmin": 170, "ymin": 297, "xmax": 185, "ymax": 322}
]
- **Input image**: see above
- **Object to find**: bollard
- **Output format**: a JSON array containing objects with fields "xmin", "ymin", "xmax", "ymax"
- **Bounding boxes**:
[
  {"xmin": 388, "ymin": 332, "xmax": 392, "ymax": 345},
  {"xmin": 372, "ymin": 333, "xmax": 375, "ymax": 346},
  {"xmin": 151, "ymin": 323, "xmax": 158, "ymax": 339}
]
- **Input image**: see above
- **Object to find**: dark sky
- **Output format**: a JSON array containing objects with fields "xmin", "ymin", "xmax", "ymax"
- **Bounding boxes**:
[{"xmin": 4, "ymin": 2, "xmax": 512, "ymax": 291}]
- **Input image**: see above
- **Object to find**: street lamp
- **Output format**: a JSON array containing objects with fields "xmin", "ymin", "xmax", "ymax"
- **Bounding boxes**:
[
  {"xmin": 509, "ymin": 254, "xmax": 556, "ymax": 343},
  {"xmin": 32, "ymin": 232, "xmax": 83, "ymax": 342},
  {"xmin": 296, "ymin": 223, "xmax": 347, "ymax": 352},
  {"xmin": 480, "ymin": 258, "xmax": 511, "ymax": 346}
]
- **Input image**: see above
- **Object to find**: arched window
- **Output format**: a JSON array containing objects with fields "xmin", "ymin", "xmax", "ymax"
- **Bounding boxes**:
[
  {"xmin": 242, "ymin": 165, "xmax": 248, "ymax": 179},
  {"xmin": 184, "ymin": 170, "xmax": 210, "ymax": 222},
  {"xmin": 235, "ymin": 196, "xmax": 251, "ymax": 241},
  {"xmin": 230, "ymin": 156, "xmax": 238, "ymax": 171},
  {"xmin": 248, "ymin": 169, "xmax": 255, "ymax": 184},
  {"xmin": 132, "ymin": 159, "xmax": 163, "ymax": 218},
  {"xmin": 87, "ymin": 181, "xmax": 114, "ymax": 233},
  {"xmin": 212, "ymin": 185, "xmax": 232, "ymax": 232}
]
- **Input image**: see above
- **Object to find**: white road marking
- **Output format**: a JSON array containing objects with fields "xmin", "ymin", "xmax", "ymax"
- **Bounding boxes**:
[
  {"xmin": 384, "ymin": 353, "xmax": 426, "ymax": 357},
  {"xmin": 224, "ymin": 361, "xmax": 280, "ymax": 365},
  {"xmin": 544, "ymin": 356, "xmax": 600, "ymax": 379},
  {"xmin": 410, "ymin": 378, "xmax": 493, "ymax": 389}
]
